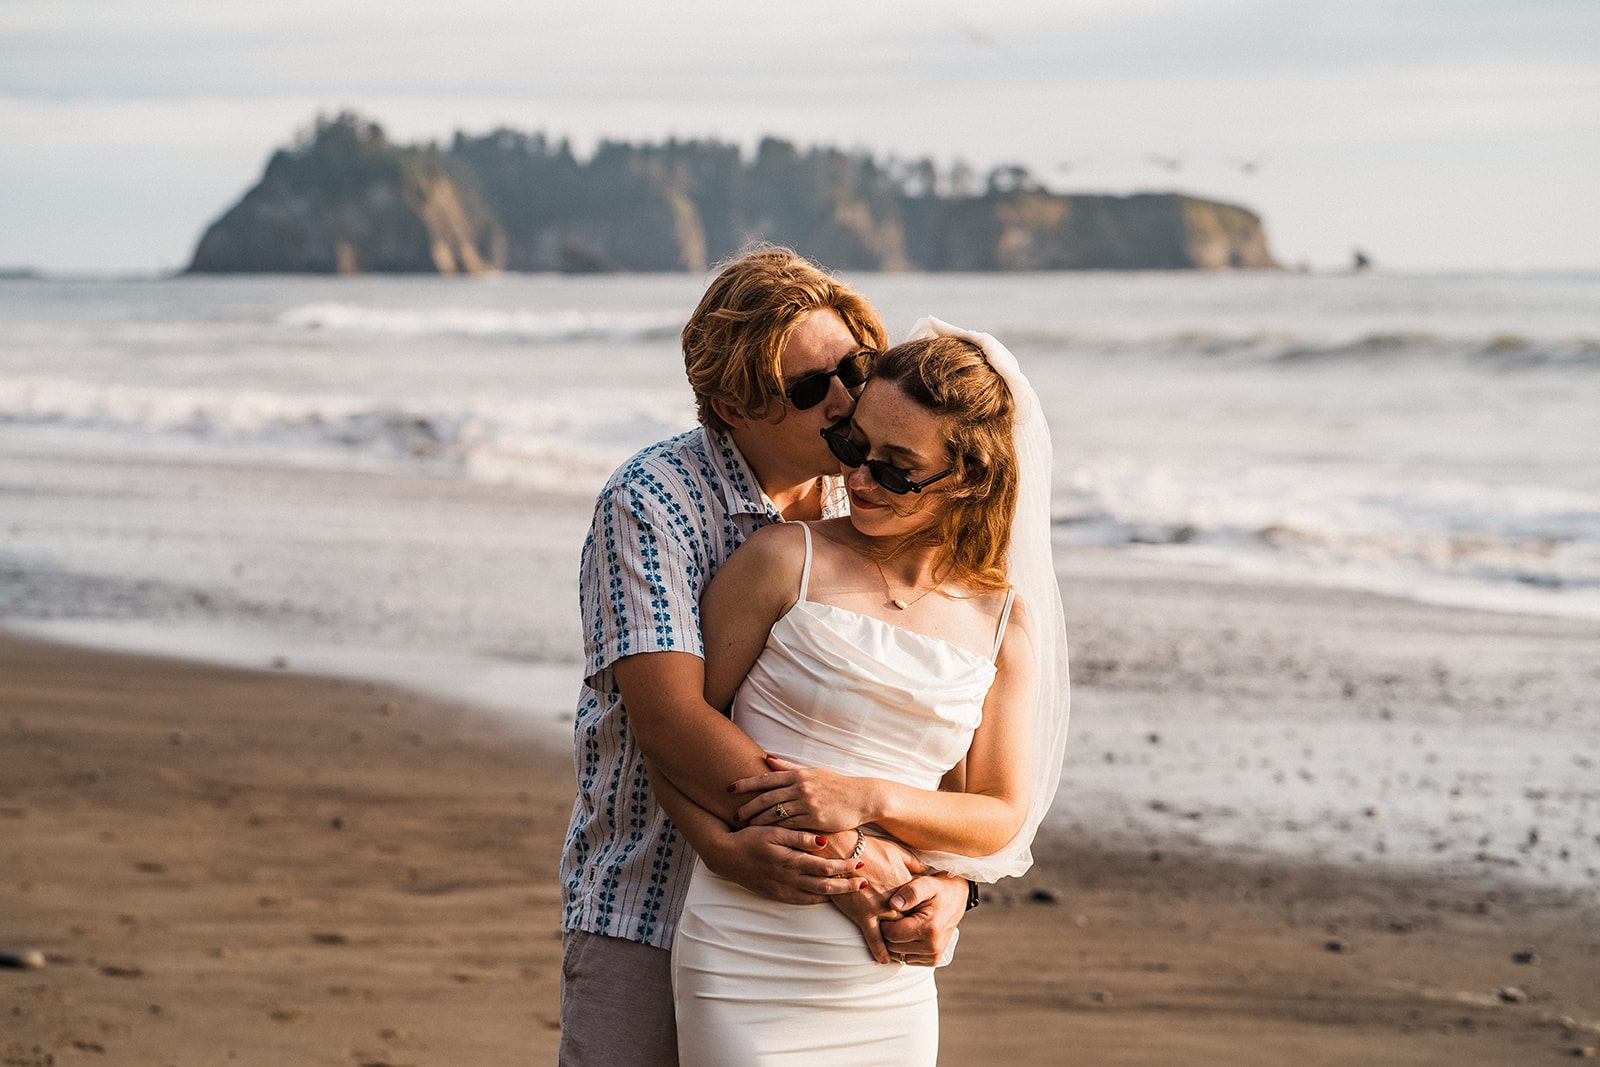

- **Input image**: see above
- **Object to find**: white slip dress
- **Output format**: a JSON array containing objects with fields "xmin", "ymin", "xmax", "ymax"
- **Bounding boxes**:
[{"xmin": 672, "ymin": 524, "xmax": 1013, "ymax": 1066}]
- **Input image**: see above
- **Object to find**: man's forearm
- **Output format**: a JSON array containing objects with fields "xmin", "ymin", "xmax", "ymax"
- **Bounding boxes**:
[
  {"xmin": 617, "ymin": 652, "xmax": 769, "ymax": 823},
  {"xmin": 647, "ymin": 711, "xmax": 767, "ymax": 823},
  {"xmin": 650, "ymin": 756, "xmax": 746, "ymax": 856}
]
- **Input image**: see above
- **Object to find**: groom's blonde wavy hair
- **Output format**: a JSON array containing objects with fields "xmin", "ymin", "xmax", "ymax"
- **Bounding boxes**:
[
  {"xmin": 871, "ymin": 335, "xmax": 1018, "ymax": 592},
  {"xmin": 683, "ymin": 245, "xmax": 886, "ymax": 433}
]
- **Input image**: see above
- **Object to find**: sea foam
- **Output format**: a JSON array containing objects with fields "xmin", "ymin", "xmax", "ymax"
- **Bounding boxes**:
[{"xmin": 275, "ymin": 302, "xmax": 684, "ymax": 343}]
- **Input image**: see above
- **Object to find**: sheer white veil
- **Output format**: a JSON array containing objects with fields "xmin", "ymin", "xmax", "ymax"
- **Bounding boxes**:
[{"xmin": 904, "ymin": 316, "xmax": 1071, "ymax": 882}]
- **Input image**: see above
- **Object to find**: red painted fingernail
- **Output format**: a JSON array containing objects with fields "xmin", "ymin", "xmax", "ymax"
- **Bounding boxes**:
[
  {"xmin": 859, "ymin": 880, "xmax": 870, "ymax": 889},
  {"xmin": 855, "ymin": 861, "xmax": 865, "ymax": 869},
  {"xmin": 726, "ymin": 784, "xmax": 735, "ymax": 792},
  {"xmin": 815, "ymin": 836, "xmax": 828, "ymax": 846}
]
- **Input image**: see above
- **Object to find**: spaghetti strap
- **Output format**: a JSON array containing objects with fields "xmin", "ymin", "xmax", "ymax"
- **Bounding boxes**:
[
  {"xmin": 796, "ymin": 523, "xmax": 814, "ymax": 604},
  {"xmin": 991, "ymin": 588, "xmax": 1017, "ymax": 659}
]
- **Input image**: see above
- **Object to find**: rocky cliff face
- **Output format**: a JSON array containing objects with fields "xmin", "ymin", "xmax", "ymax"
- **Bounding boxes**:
[
  {"xmin": 189, "ymin": 115, "xmax": 1279, "ymax": 274},
  {"xmin": 189, "ymin": 116, "xmax": 498, "ymax": 274}
]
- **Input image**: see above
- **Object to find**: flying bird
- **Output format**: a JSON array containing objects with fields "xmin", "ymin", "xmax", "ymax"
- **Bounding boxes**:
[
  {"xmin": 1225, "ymin": 152, "xmax": 1269, "ymax": 175},
  {"xmin": 953, "ymin": 18, "xmax": 1001, "ymax": 50}
]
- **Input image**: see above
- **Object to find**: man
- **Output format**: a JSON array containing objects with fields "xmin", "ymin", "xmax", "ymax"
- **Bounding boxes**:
[{"xmin": 559, "ymin": 248, "xmax": 975, "ymax": 1064}]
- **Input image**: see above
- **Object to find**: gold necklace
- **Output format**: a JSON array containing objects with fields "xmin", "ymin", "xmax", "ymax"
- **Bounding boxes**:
[{"xmin": 873, "ymin": 557, "xmax": 944, "ymax": 611}]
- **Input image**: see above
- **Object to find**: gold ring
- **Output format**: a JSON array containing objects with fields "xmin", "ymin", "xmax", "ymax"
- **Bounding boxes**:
[{"xmin": 773, "ymin": 804, "xmax": 789, "ymax": 820}]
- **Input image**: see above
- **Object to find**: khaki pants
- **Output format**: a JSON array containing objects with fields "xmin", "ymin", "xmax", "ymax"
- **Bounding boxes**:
[{"xmin": 559, "ymin": 930, "xmax": 678, "ymax": 1066}]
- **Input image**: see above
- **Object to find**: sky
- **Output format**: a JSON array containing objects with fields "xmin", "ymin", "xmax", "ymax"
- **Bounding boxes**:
[{"xmin": 2, "ymin": 0, "xmax": 1597, "ymax": 274}]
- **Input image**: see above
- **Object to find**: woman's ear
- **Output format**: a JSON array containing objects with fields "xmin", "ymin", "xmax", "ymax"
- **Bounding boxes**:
[{"xmin": 954, "ymin": 455, "xmax": 986, "ymax": 496}]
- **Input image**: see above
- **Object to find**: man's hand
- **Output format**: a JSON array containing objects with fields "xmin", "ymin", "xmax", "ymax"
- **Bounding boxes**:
[
  {"xmin": 697, "ymin": 824, "xmax": 865, "ymax": 905},
  {"xmin": 880, "ymin": 873, "xmax": 970, "ymax": 966},
  {"xmin": 827, "ymin": 836, "xmax": 925, "ymax": 963}
]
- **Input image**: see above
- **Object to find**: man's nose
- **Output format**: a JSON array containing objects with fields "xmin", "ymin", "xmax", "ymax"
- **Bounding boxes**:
[{"xmin": 822, "ymin": 375, "xmax": 857, "ymax": 422}]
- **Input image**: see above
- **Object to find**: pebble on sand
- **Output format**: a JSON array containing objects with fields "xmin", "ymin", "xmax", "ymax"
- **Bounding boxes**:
[
  {"xmin": 1495, "ymin": 986, "xmax": 1528, "ymax": 1004},
  {"xmin": 0, "ymin": 948, "xmax": 46, "ymax": 969},
  {"xmin": 1511, "ymin": 948, "xmax": 1540, "ymax": 965},
  {"xmin": 1028, "ymin": 887, "xmax": 1062, "ymax": 905},
  {"xmin": 1325, "ymin": 939, "xmax": 1352, "ymax": 953}
]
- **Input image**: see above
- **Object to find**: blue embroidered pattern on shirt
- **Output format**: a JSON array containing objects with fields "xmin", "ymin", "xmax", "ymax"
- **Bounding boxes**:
[
  {"xmin": 561, "ymin": 428, "xmax": 772, "ymax": 949},
  {"xmin": 558, "ymin": 426, "xmax": 835, "ymax": 949}
]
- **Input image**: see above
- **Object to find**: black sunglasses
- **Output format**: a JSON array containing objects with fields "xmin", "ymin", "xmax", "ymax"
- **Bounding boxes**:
[
  {"xmin": 784, "ymin": 352, "xmax": 873, "ymax": 411},
  {"xmin": 821, "ymin": 419, "xmax": 954, "ymax": 495}
]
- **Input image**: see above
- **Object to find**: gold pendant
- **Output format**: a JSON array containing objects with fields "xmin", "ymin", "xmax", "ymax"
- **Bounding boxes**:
[{"xmin": 891, "ymin": 598, "xmax": 908, "ymax": 610}]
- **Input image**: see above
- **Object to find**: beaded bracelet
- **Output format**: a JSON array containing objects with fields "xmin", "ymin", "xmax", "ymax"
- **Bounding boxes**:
[{"xmin": 849, "ymin": 828, "xmax": 867, "ymax": 862}]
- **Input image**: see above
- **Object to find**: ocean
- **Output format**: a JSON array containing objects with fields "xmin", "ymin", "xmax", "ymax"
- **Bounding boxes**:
[{"xmin": 3, "ymin": 269, "xmax": 1597, "ymax": 888}]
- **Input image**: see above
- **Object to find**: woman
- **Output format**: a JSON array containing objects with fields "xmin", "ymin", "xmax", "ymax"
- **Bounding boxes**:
[{"xmin": 668, "ymin": 319, "xmax": 1071, "ymax": 1064}]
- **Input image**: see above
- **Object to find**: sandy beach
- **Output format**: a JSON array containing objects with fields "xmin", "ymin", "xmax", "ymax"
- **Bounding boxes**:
[{"xmin": 5, "ymin": 556, "xmax": 1598, "ymax": 1065}]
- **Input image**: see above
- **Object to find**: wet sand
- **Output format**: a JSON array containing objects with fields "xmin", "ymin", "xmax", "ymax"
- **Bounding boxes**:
[{"xmin": 3, "ymin": 623, "xmax": 1597, "ymax": 1065}]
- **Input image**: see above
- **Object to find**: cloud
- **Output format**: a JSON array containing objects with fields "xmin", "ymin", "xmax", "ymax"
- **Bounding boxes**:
[
  {"xmin": 13, "ymin": 0, "xmax": 1590, "ymax": 101},
  {"xmin": 1, "ymin": 0, "xmax": 1595, "ymax": 270}
]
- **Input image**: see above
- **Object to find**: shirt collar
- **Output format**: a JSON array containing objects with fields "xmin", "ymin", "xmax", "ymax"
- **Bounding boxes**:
[
  {"xmin": 707, "ymin": 427, "xmax": 847, "ymax": 523},
  {"xmin": 709, "ymin": 427, "xmax": 783, "ymax": 523}
]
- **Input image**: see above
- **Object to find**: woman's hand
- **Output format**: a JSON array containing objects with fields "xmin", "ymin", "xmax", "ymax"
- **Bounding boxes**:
[{"xmin": 729, "ymin": 755, "xmax": 881, "ymax": 833}]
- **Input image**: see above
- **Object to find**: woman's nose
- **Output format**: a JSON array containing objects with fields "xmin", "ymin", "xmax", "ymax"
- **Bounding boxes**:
[{"xmin": 844, "ymin": 461, "xmax": 874, "ymax": 492}]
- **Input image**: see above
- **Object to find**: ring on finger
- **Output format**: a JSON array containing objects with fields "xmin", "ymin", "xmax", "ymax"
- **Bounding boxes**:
[{"xmin": 772, "ymin": 804, "xmax": 789, "ymax": 820}]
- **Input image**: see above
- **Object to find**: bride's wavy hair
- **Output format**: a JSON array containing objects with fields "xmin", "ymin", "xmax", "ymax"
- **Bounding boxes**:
[{"xmin": 871, "ymin": 336, "xmax": 1018, "ymax": 591}]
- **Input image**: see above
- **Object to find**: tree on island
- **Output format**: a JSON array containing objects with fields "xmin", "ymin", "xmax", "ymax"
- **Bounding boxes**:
[{"xmin": 188, "ymin": 112, "xmax": 1280, "ymax": 274}]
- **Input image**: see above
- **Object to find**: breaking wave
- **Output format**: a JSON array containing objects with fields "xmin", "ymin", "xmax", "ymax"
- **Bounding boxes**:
[
  {"xmin": 1000, "ymin": 328, "xmax": 1600, "ymax": 369},
  {"xmin": 0, "ymin": 376, "xmax": 690, "ymax": 493},
  {"xmin": 1051, "ymin": 466, "xmax": 1600, "ymax": 619},
  {"xmin": 275, "ymin": 303, "xmax": 685, "ymax": 343}
]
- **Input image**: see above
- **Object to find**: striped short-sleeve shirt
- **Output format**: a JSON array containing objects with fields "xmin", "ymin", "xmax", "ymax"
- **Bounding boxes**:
[{"xmin": 560, "ymin": 426, "xmax": 844, "ymax": 949}]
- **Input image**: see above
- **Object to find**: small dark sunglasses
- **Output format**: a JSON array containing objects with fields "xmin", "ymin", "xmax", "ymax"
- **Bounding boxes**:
[
  {"xmin": 821, "ymin": 419, "xmax": 954, "ymax": 495},
  {"xmin": 784, "ymin": 352, "xmax": 873, "ymax": 410}
]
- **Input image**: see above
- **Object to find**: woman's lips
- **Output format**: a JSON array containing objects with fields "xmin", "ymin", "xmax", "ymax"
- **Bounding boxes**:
[{"xmin": 849, "ymin": 488, "xmax": 887, "ymax": 511}]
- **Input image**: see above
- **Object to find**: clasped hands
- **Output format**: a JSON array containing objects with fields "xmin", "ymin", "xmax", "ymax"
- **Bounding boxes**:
[{"xmin": 726, "ymin": 755, "xmax": 966, "ymax": 967}]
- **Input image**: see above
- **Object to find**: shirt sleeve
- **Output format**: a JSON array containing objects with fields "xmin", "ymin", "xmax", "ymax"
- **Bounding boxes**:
[{"xmin": 580, "ymin": 472, "xmax": 711, "ymax": 693}]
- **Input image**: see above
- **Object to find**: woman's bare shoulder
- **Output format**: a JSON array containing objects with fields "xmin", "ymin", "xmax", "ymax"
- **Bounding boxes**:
[
  {"xmin": 1003, "ymin": 587, "xmax": 1033, "ymax": 629},
  {"xmin": 738, "ymin": 520, "xmax": 811, "ymax": 559},
  {"xmin": 719, "ymin": 522, "xmax": 810, "ymax": 591},
  {"xmin": 994, "ymin": 589, "xmax": 1038, "ymax": 671},
  {"xmin": 707, "ymin": 523, "xmax": 809, "ymax": 617}
]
